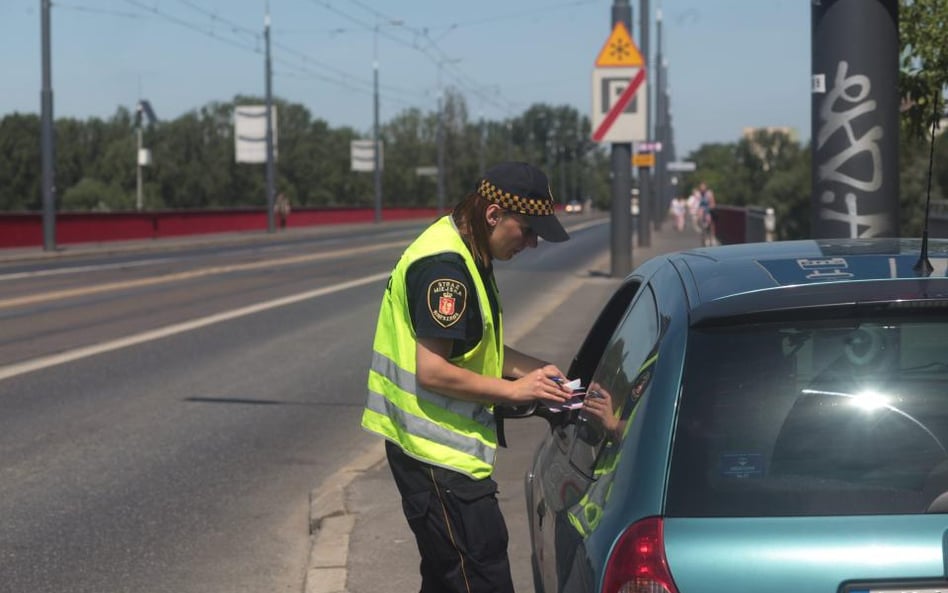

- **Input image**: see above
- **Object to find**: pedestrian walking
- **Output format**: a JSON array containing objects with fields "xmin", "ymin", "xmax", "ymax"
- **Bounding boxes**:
[
  {"xmin": 361, "ymin": 161, "xmax": 574, "ymax": 593},
  {"xmin": 670, "ymin": 195, "xmax": 687, "ymax": 232},
  {"xmin": 274, "ymin": 192, "xmax": 290, "ymax": 229}
]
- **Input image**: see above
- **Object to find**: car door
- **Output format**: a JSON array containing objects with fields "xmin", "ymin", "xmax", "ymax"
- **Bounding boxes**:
[
  {"xmin": 527, "ymin": 278, "xmax": 643, "ymax": 593},
  {"xmin": 530, "ymin": 280, "xmax": 662, "ymax": 593}
]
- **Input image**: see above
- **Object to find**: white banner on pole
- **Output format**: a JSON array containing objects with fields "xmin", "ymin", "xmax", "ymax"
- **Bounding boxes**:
[
  {"xmin": 351, "ymin": 139, "xmax": 383, "ymax": 172},
  {"xmin": 235, "ymin": 105, "xmax": 278, "ymax": 164}
]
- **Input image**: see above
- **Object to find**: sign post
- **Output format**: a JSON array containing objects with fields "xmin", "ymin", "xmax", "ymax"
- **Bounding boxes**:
[
  {"xmin": 593, "ymin": 7, "xmax": 647, "ymax": 277},
  {"xmin": 591, "ymin": 22, "xmax": 647, "ymax": 144}
]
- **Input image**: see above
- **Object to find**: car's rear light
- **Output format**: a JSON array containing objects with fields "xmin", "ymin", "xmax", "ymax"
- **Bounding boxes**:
[{"xmin": 602, "ymin": 517, "xmax": 679, "ymax": 593}]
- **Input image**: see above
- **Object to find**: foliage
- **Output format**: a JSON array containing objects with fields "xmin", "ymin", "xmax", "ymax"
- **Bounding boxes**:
[
  {"xmin": 60, "ymin": 177, "xmax": 130, "ymax": 211},
  {"xmin": 1, "ymin": 90, "xmax": 605, "ymax": 214},
  {"xmin": 900, "ymin": 0, "xmax": 948, "ymax": 141},
  {"xmin": 683, "ymin": 126, "xmax": 947, "ymax": 241}
]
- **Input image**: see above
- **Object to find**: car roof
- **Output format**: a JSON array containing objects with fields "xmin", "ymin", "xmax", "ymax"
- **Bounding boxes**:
[{"xmin": 656, "ymin": 238, "xmax": 948, "ymax": 324}]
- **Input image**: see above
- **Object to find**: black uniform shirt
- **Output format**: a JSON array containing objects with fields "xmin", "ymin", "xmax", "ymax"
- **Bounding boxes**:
[{"xmin": 406, "ymin": 253, "xmax": 499, "ymax": 359}]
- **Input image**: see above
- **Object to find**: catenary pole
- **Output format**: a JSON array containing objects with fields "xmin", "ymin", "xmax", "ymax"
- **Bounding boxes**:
[
  {"xmin": 811, "ymin": 0, "xmax": 899, "ymax": 238},
  {"xmin": 264, "ymin": 6, "xmax": 276, "ymax": 233},
  {"xmin": 40, "ymin": 0, "xmax": 56, "ymax": 251},
  {"xmin": 610, "ymin": 0, "xmax": 633, "ymax": 277},
  {"xmin": 436, "ymin": 66, "xmax": 445, "ymax": 212},
  {"xmin": 373, "ymin": 25, "xmax": 382, "ymax": 223},
  {"xmin": 654, "ymin": 7, "xmax": 666, "ymax": 227},
  {"xmin": 637, "ymin": 0, "xmax": 652, "ymax": 246}
]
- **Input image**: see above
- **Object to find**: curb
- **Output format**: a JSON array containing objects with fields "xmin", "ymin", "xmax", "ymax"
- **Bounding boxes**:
[{"xmin": 304, "ymin": 441, "xmax": 386, "ymax": 593}]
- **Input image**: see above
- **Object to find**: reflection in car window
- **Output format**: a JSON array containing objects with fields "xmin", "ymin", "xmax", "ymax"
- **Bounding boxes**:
[
  {"xmin": 568, "ymin": 285, "xmax": 660, "ymax": 479},
  {"xmin": 668, "ymin": 315, "xmax": 948, "ymax": 517}
]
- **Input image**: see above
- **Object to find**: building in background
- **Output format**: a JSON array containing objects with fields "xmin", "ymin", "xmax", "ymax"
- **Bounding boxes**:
[{"xmin": 742, "ymin": 126, "xmax": 799, "ymax": 171}]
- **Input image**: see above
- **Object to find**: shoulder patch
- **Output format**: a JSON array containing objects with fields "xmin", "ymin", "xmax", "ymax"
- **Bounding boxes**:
[{"xmin": 427, "ymin": 278, "xmax": 467, "ymax": 328}]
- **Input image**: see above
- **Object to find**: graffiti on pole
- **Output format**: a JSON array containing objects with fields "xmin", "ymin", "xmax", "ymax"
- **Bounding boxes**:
[{"xmin": 815, "ymin": 61, "xmax": 891, "ymax": 237}]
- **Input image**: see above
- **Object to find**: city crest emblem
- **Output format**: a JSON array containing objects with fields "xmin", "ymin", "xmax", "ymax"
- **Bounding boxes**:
[{"xmin": 427, "ymin": 278, "xmax": 467, "ymax": 328}]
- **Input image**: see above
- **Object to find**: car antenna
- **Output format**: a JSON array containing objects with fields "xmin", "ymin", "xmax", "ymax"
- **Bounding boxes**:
[{"xmin": 913, "ymin": 90, "xmax": 941, "ymax": 277}]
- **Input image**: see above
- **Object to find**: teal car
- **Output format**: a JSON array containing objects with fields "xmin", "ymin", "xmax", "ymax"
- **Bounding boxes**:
[{"xmin": 525, "ymin": 238, "xmax": 948, "ymax": 593}]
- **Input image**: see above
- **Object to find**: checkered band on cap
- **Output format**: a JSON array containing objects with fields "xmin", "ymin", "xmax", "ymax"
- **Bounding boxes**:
[{"xmin": 477, "ymin": 179, "xmax": 555, "ymax": 216}]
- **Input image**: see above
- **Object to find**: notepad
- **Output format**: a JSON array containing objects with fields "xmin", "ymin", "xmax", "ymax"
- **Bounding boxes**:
[{"xmin": 544, "ymin": 378, "xmax": 586, "ymax": 412}]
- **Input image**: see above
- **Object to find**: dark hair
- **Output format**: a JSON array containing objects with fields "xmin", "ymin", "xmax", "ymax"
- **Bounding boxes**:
[{"xmin": 452, "ymin": 191, "xmax": 494, "ymax": 267}]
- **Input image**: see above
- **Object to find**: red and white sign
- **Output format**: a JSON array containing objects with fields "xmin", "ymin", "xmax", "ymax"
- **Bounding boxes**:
[
  {"xmin": 591, "ymin": 67, "xmax": 647, "ymax": 143},
  {"xmin": 590, "ymin": 22, "xmax": 647, "ymax": 144}
]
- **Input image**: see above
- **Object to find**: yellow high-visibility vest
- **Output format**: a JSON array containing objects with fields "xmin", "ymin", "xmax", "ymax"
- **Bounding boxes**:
[{"xmin": 362, "ymin": 216, "xmax": 504, "ymax": 479}]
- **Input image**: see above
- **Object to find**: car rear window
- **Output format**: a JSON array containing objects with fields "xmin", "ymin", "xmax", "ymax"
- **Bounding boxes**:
[{"xmin": 667, "ymin": 315, "xmax": 948, "ymax": 517}]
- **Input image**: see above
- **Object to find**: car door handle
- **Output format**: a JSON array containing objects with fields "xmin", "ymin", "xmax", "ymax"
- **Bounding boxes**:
[{"xmin": 537, "ymin": 499, "xmax": 546, "ymax": 530}]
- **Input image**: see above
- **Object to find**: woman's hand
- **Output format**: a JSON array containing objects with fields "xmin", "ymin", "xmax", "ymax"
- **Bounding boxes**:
[
  {"xmin": 507, "ymin": 364, "xmax": 572, "ymax": 404},
  {"xmin": 582, "ymin": 383, "xmax": 620, "ymax": 435}
]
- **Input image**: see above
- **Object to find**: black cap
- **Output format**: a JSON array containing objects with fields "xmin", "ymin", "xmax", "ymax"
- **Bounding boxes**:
[{"xmin": 476, "ymin": 162, "xmax": 570, "ymax": 243}]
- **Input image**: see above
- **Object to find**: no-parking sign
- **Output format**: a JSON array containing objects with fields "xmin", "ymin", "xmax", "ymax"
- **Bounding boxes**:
[{"xmin": 591, "ymin": 22, "xmax": 647, "ymax": 143}]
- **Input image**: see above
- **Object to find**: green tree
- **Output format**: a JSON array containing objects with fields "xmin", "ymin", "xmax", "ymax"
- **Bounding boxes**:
[
  {"xmin": 900, "ymin": 0, "xmax": 948, "ymax": 140},
  {"xmin": 0, "ymin": 113, "xmax": 41, "ymax": 210},
  {"xmin": 60, "ymin": 178, "xmax": 131, "ymax": 211}
]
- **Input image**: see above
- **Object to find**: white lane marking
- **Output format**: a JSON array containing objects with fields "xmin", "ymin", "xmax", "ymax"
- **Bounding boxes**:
[
  {"xmin": 0, "ymin": 217, "xmax": 607, "ymax": 381},
  {"xmin": 0, "ymin": 271, "xmax": 391, "ymax": 383},
  {"xmin": 0, "ymin": 240, "xmax": 407, "ymax": 310},
  {"xmin": 0, "ymin": 258, "xmax": 178, "ymax": 282}
]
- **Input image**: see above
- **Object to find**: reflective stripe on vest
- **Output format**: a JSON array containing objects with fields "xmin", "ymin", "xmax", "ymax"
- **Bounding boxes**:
[
  {"xmin": 361, "ymin": 216, "xmax": 502, "ymax": 479},
  {"xmin": 369, "ymin": 351, "xmax": 495, "ymax": 427}
]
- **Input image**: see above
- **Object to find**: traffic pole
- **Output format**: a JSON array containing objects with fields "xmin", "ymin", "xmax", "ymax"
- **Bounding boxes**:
[
  {"xmin": 653, "ymin": 8, "xmax": 666, "ymax": 230},
  {"xmin": 264, "ymin": 5, "xmax": 276, "ymax": 234},
  {"xmin": 610, "ymin": 0, "xmax": 633, "ymax": 278},
  {"xmin": 636, "ymin": 0, "xmax": 651, "ymax": 247},
  {"xmin": 40, "ymin": 0, "xmax": 56, "ymax": 251},
  {"xmin": 373, "ymin": 26, "xmax": 382, "ymax": 223},
  {"xmin": 811, "ymin": 0, "xmax": 899, "ymax": 238}
]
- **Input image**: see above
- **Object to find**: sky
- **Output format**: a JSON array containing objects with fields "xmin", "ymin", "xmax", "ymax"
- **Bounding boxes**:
[{"xmin": 1, "ymin": 0, "xmax": 811, "ymax": 158}]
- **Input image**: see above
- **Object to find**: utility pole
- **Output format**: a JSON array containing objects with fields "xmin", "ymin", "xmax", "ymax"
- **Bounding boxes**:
[
  {"xmin": 505, "ymin": 121, "xmax": 512, "ymax": 160},
  {"xmin": 811, "ymin": 0, "xmax": 899, "ymax": 238},
  {"xmin": 654, "ymin": 8, "xmax": 667, "ymax": 229},
  {"xmin": 40, "ymin": 0, "xmax": 56, "ymax": 251},
  {"xmin": 637, "ymin": 0, "xmax": 651, "ymax": 246},
  {"xmin": 136, "ymin": 123, "xmax": 143, "ymax": 211},
  {"xmin": 610, "ymin": 0, "xmax": 633, "ymax": 278},
  {"xmin": 559, "ymin": 141, "xmax": 567, "ymax": 202},
  {"xmin": 478, "ymin": 113, "xmax": 486, "ymax": 174},
  {"xmin": 134, "ymin": 100, "xmax": 156, "ymax": 211},
  {"xmin": 373, "ymin": 25, "xmax": 382, "ymax": 223},
  {"xmin": 434, "ymin": 59, "xmax": 459, "ymax": 212},
  {"xmin": 436, "ymin": 87, "xmax": 445, "ymax": 212},
  {"xmin": 264, "ymin": 4, "xmax": 276, "ymax": 233}
]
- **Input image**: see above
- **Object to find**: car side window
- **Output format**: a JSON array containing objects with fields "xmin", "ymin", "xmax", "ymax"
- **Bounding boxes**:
[
  {"xmin": 567, "ymin": 279, "xmax": 643, "ymax": 386},
  {"xmin": 568, "ymin": 284, "xmax": 660, "ymax": 479}
]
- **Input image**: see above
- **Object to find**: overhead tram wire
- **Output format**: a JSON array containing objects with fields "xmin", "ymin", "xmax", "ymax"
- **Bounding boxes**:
[
  {"xmin": 54, "ymin": 2, "xmax": 149, "ymax": 20},
  {"xmin": 109, "ymin": 0, "xmax": 422, "ymax": 108},
  {"xmin": 271, "ymin": 40, "xmax": 426, "ymax": 104},
  {"xmin": 120, "ymin": 0, "xmax": 260, "ymax": 54},
  {"xmin": 345, "ymin": 0, "xmax": 598, "ymax": 36},
  {"xmin": 309, "ymin": 0, "xmax": 523, "ymax": 119}
]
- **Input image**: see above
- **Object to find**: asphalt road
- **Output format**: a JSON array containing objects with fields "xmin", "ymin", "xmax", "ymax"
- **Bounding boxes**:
[{"xmin": 0, "ymin": 213, "xmax": 615, "ymax": 593}]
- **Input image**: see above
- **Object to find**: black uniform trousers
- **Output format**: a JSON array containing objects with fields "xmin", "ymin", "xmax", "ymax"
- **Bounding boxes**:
[{"xmin": 385, "ymin": 440, "xmax": 515, "ymax": 593}]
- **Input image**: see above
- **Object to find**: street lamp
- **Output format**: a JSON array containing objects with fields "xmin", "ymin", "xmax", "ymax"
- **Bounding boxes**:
[
  {"xmin": 373, "ymin": 19, "xmax": 402, "ymax": 223},
  {"xmin": 135, "ymin": 99, "xmax": 157, "ymax": 211},
  {"xmin": 435, "ymin": 57, "xmax": 461, "ymax": 212}
]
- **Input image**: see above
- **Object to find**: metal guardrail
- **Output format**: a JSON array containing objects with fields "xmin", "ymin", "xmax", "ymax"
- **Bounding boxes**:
[{"xmin": 712, "ymin": 205, "xmax": 775, "ymax": 245}]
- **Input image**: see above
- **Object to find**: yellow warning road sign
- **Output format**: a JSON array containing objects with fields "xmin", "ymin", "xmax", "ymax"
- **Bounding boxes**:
[
  {"xmin": 633, "ymin": 152, "xmax": 655, "ymax": 168},
  {"xmin": 595, "ymin": 22, "xmax": 644, "ymax": 67}
]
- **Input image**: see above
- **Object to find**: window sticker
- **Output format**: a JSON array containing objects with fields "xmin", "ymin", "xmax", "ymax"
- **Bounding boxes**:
[{"xmin": 720, "ymin": 453, "xmax": 765, "ymax": 479}]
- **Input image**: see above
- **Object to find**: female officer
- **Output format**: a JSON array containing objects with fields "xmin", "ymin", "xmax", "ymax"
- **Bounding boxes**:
[{"xmin": 362, "ymin": 161, "xmax": 573, "ymax": 593}]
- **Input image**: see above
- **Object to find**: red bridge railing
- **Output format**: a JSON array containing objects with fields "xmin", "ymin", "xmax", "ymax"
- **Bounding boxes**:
[{"xmin": 0, "ymin": 207, "xmax": 441, "ymax": 249}]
